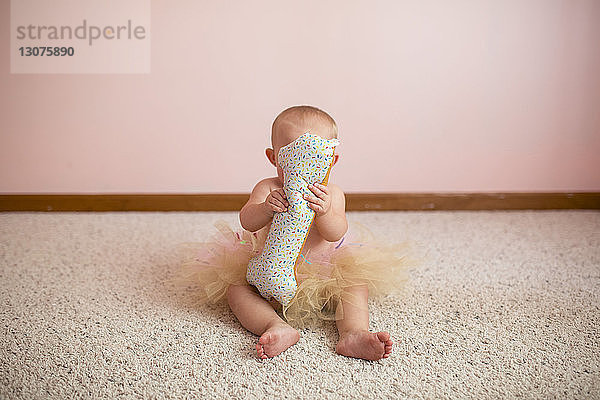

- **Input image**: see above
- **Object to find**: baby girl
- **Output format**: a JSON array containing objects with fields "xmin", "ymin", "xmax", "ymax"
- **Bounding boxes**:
[{"xmin": 230, "ymin": 105, "xmax": 394, "ymax": 361}]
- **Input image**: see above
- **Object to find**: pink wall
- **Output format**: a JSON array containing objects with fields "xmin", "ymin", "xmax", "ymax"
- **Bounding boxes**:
[{"xmin": 1, "ymin": 0, "xmax": 599, "ymax": 193}]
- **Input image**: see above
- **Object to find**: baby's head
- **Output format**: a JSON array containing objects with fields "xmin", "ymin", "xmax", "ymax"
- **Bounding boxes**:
[{"xmin": 266, "ymin": 105, "xmax": 339, "ymax": 181}]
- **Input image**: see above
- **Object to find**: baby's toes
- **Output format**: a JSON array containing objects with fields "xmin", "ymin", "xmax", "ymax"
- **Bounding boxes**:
[
  {"xmin": 384, "ymin": 345, "xmax": 393, "ymax": 355},
  {"xmin": 383, "ymin": 338, "xmax": 393, "ymax": 358},
  {"xmin": 258, "ymin": 332, "xmax": 273, "ymax": 346},
  {"xmin": 376, "ymin": 331, "xmax": 391, "ymax": 343},
  {"xmin": 256, "ymin": 343, "xmax": 266, "ymax": 359}
]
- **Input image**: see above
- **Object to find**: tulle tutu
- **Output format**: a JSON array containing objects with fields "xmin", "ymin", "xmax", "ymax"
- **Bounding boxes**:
[{"xmin": 175, "ymin": 219, "xmax": 415, "ymax": 327}]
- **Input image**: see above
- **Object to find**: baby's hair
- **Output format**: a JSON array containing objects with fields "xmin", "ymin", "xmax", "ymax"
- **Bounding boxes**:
[{"xmin": 272, "ymin": 105, "xmax": 338, "ymax": 145}]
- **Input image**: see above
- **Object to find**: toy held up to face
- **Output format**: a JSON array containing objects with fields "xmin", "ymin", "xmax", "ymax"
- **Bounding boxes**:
[{"xmin": 246, "ymin": 132, "xmax": 340, "ymax": 306}]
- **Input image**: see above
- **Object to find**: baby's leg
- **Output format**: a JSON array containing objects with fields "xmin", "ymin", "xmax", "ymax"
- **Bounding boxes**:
[
  {"xmin": 335, "ymin": 284, "xmax": 394, "ymax": 361},
  {"xmin": 226, "ymin": 284, "xmax": 299, "ymax": 359}
]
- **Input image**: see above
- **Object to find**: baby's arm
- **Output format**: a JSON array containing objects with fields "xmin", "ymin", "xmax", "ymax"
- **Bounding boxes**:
[
  {"xmin": 239, "ymin": 179, "xmax": 289, "ymax": 232},
  {"xmin": 308, "ymin": 183, "xmax": 348, "ymax": 242}
]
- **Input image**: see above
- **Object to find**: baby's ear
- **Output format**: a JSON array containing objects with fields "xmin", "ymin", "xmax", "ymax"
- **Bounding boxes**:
[{"xmin": 265, "ymin": 148, "xmax": 276, "ymax": 166}]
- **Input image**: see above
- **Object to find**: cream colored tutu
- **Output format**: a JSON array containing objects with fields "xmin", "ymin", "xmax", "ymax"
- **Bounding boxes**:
[{"xmin": 175, "ymin": 219, "xmax": 415, "ymax": 327}]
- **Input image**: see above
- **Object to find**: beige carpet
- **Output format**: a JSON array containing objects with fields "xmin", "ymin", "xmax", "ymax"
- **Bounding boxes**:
[{"xmin": 0, "ymin": 211, "xmax": 599, "ymax": 399}]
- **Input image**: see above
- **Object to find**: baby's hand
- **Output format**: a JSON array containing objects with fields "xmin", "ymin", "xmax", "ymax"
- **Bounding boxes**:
[
  {"xmin": 265, "ymin": 188, "xmax": 289, "ymax": 214},
  {"xmin": 304, "ymin": 182, "xmax": 332, "ymax": 216}
]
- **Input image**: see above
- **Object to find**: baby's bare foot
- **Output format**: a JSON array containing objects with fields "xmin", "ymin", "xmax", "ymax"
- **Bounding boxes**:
[
  {"xmin": 256, "ymin": 323, "xmax": 300, "ymax": 359},
  {"xmin": 336, "ymin": 330, "xmax": 394, "ymax": 361}
]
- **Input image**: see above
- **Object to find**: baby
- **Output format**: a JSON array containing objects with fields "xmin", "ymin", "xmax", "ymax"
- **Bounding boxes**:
[{"xmin": 229, "ymin": 105, "xmax": 394, "ymax": 361}]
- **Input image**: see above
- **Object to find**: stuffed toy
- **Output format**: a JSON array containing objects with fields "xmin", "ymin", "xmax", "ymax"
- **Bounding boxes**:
[{"xmin": 246, "ymin": 132, "xmax": 340, "ymax": 306}]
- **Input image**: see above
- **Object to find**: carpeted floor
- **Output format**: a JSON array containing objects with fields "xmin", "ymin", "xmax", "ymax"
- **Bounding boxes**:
[{"xmin": 0, "ymin": 211, "xmax": 599, "ymax": 399}]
